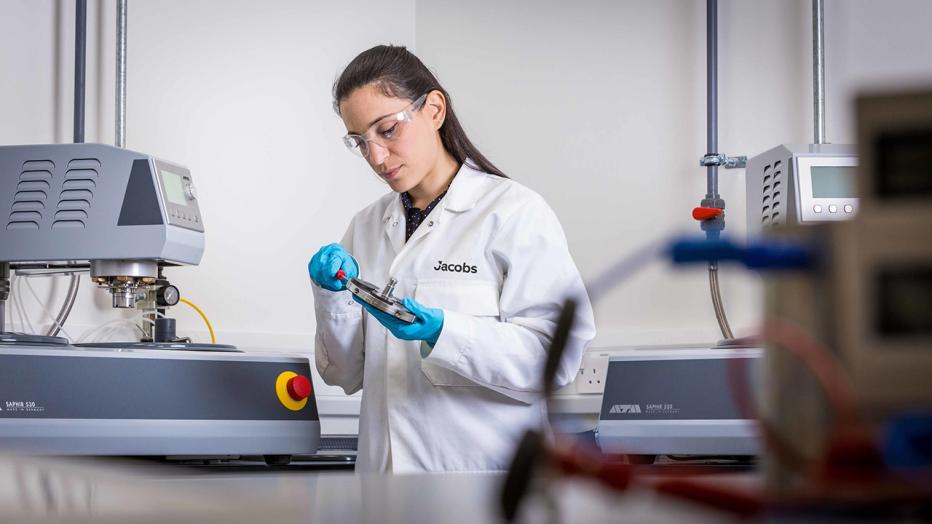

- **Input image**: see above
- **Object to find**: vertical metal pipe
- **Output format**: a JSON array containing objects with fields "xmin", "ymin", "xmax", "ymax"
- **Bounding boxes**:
[
  {"xmin": 73, "ymin": 0, "xmax": 87, "ymax": 143},
  {"xmin": 706, "ymin": 0, "xmax": 719, "ymax": 199},
  {"xmin": 813, "ymin": 0, "xmax": 826, "ymax": 144},
  {"xmin": 116, "ymin": 0, "xmax": 127, "ymax": 148}
]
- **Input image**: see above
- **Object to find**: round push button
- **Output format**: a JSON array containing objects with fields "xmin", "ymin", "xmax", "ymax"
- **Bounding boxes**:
[
  {"xmin": 844, "ymin": 204, "xmax": 854, "ymax": 213},
  {"xmin": 813, "ymin": 205, "xmax": 823, "ymax": 213},
  {"xmin": 286, "ymin": 375, "xmax": 311, "ymax": 401},
  {"xmin": 275, "ymin": 371, "xmax": 310, "ymax": 411},
  {"xmin": 828, "ymin": 204, "xmax": 838, "ymax": 213}
]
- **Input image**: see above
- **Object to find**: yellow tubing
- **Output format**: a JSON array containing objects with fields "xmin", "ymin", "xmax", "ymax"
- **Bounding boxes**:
[{"xmin": 179, "ymin": 297, "xmax": 216, "ymax": 344}]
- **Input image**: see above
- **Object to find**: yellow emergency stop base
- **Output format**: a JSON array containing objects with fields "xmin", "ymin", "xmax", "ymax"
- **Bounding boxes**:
[{"xmin": 275, "ymin": 371, "xmax": 308, "ymax": 411}]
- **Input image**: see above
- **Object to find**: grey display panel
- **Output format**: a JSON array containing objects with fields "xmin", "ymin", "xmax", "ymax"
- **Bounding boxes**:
[
  {"xmin": 154, "ymin": 158, "xmax": 204, "ymax": 232},
  {"xmin": 160, "ymin": 168, "xmax": 188, "ymax": 205},
  {"xmin": 810, "ymin": 166, "xmax": 857, "ymax": 198}
]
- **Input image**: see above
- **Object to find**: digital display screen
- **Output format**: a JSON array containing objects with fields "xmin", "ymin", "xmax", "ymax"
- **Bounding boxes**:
[
  {"xmin": 877, "ymin": 267, "xmax": 932, "ymax": 336},
  {"xmin": 160, "ymin": 169, "xmax": 187, "ymax": 206},
  {"xmin": 810, "ymin": 166, "xmax": 857, "ymax": 198},
  {"xmin": 876, "ymin": 129, "xmax": 932, "ymax": 198}
]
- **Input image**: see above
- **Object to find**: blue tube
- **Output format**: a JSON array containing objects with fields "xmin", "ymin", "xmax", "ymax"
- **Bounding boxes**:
[{"xmin": 669, "ymin": 236, "xmax": 815, "ymax": 271}]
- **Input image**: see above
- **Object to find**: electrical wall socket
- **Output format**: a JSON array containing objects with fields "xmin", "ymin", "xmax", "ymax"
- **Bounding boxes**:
[{"xmin": 575, "ymin": 351, "xmax": 610, "ymax": 394}]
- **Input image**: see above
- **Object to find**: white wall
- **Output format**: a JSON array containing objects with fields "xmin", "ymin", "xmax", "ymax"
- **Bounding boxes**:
[
  {"xmin": 415, "ymin": 0, "xmax": 815, "ymax": 346},
  {"xmin": 824, "ymin": 0, "xmax": 932, "ymax": 143}
]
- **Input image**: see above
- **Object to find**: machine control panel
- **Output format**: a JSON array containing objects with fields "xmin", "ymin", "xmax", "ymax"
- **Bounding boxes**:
[
  {"xmin": 796, "ymin": 155, "xmax": 859, "ymax": 223},
  {"xmin": 154, "ymin": 159, "xmax": 204, "ymax": 232},
  {"xmin": 746, "ymin": 144, "xmax": 859, "ymax": 230}
]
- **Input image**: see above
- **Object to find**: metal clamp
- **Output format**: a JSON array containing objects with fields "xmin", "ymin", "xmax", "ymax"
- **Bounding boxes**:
[{"xmin": 700, "ymin": 154, "xmax": 747, "ymax": 169}]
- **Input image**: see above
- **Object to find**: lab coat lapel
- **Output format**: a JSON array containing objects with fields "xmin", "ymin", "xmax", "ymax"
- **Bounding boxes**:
[
  {"xmin": 384, "ymin": 162, "xmax": 483, "ymax": 264},
  {"xmin": 401, "ymin": 164, "xmax": 481, "ymax": 246},
  {"xmin": 382, "ymin": 196, "xmax": 405, "ymax": 257},
  {"xmin": 404, "ymin": 201, "xmax": 443, "ymax": 246}
]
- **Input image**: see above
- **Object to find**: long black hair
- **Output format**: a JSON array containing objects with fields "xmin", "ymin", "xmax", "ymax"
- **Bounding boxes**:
[{"xmin": 333, "ymin": 45, "xmax": 507, "ymax": 178}]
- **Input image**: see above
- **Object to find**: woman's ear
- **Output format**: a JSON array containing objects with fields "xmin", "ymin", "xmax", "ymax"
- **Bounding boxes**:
[{"xmin": 426, "ymin": 90, "xmax": 446, "ymax": 130}]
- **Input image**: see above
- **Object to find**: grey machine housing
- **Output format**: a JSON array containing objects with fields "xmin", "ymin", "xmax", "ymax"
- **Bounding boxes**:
[
  {"xmin": 0, "ymin": 346, "xmax": 320, "ymax": 457},
  {"xmin": 745, "ymin": 143, "xmax": 857, "ymax": 233},
  {"xmin": 596, "ymin": 348, "xmax": 761, "ymax": 458},
  {"xmin": 0, "ymin": 143, "xmax": 204, "ymax": 265}
]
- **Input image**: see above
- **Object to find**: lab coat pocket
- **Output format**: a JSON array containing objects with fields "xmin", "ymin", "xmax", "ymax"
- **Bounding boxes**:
[{"xmin": 415, "ymin": 279, "xmax": 501, "ymax": 387}]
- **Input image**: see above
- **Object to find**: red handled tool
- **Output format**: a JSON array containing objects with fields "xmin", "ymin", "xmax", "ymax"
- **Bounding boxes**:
[{"xmin": 335, "ymin": 269, "xmax": 347, "ymax": 281}]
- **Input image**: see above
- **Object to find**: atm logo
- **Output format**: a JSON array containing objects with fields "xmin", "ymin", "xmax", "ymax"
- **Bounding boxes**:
[{"xmin": 610, "ymin": 404, "xmax": 642, "ymax": 414}]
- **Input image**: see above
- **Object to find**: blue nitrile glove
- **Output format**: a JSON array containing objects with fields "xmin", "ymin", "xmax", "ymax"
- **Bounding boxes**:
[
  {"xmin": 308, "ymin": 243, "xmax": 358, "ymax": 291},
  {"xmin": 353, "ymin": 295, "xmax": 444, "ymax": 346}
]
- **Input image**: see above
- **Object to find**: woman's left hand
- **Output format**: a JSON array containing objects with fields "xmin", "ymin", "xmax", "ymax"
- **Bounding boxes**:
[{"xmin": 353, "ymin": 295, "xmax": 444, "ymax": 346}]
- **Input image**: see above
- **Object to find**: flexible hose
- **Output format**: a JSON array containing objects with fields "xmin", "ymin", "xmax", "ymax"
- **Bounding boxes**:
[
  {"xmin": 179, "ymin": 298, "xmax": 216, "ymax": 344},
  {"xmin": 709, "ymin": 262, "xmax": 734, "ymax": 340},
  {"xmin": 47, "ymin": 274, "xmax": 79, "ymax": 337}
]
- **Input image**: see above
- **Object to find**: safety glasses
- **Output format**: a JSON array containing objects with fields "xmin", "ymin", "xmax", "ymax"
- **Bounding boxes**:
[{"xmin": 342, "ymin": 94, "xmax": 428, "ymax": 158}]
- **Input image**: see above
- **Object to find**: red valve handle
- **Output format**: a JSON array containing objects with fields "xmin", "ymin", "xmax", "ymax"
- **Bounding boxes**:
[{"xmin": 692, "ymin": 207, "xmax": 724, "ymax": 221}]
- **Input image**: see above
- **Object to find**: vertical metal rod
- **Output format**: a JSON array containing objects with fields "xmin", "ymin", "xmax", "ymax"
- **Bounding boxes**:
[
  {"xmin": 706, "ymin": 0, "xmax": 719, "ymax": 199},
  {"xmin": 73, "ymin": 0, "xmax": 87, "ymax": 143},
  {"xmin": 812, "ymin": 0, "xmax": 826, "ymax": 144},
  {"xmin": 115, "ymin": 0, "xmax": 127, "ymax": 148}
]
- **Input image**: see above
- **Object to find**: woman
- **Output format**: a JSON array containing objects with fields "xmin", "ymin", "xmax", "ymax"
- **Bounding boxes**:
[{"xmin": 309, "ymin": 45, "xmax": 595, "ymax": 473}]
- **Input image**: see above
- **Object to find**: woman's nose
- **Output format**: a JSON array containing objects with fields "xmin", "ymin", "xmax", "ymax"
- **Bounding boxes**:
[{"xmin": 368, "ymin": 141, "xmax": 390, "ymax": 165}]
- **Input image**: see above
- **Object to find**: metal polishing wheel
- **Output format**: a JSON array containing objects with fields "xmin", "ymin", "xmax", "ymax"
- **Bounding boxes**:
[{"xmin": 346, "ymin": 277, "xmax": 417, "ymax": 324}]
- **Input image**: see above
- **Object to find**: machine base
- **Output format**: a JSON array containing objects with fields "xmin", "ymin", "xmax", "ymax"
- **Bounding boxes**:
[{"xmin": 0, "ymin": 344, "xmax": 320, "ymax": 458}]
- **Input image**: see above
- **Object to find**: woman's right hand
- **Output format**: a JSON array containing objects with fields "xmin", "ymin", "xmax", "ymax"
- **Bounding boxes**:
[{"xmin": 308, "ymin": 243, "xmax": 359, "ymax": 291}]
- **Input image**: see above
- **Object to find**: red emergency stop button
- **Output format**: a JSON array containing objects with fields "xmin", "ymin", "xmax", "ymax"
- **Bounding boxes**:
[
  {"xmin": 275, "ymin": 371, "xmax": 310, "ymax": 411},
  {"xmin": 286, "ymin": 375, "xmax": 311, "ymax": 401}
]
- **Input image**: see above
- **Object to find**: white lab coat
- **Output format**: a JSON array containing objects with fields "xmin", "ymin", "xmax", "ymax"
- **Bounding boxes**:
[{"xmin": 312, "ymin": 162, "xmax": 596, "ymax": 473}]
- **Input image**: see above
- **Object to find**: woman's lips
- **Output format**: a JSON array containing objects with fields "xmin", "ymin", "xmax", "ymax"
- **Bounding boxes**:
[{"xmin": 380, "ymin": 166, "xmax": 401, "ymax": 180}]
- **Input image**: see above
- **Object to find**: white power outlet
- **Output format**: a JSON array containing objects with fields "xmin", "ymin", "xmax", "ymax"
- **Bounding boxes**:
[{"xmin": 575, "ymin": 351, "xmax": 610, "ymax": 394}]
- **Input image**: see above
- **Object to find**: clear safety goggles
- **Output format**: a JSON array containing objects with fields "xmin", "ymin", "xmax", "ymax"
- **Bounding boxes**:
[{"xmin": 342, "ymin": 94, "xmax": 428, "ymax": 158}]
